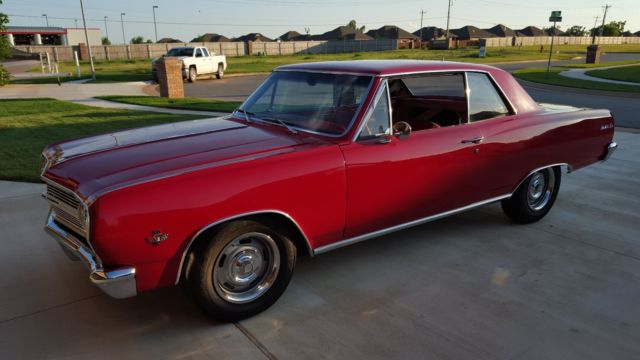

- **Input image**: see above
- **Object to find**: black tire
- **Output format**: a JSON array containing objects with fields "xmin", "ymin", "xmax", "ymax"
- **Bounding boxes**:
[
  {"xmin": 216, "ymin": 64, "xmax": 224, "ymax": 79},
  {"xmin": 187, "ymin": 220, "xmax": 296, "ymax": 321},
  {"xmin": 188, "ymin": 66, "xmax": 197, "ymax": 83},
  {"xmin": 502, "ymin": 167, "xmax": 561, "ymax": 224}
]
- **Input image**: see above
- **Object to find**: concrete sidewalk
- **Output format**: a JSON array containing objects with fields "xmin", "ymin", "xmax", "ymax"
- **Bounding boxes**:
[
  {"xmin": 0, "ymin": 130, "xmax": 638, "ymax": 359},
  {"xmin": 559, "ymin": 64, "xmax": 640, "ymax": 86}
]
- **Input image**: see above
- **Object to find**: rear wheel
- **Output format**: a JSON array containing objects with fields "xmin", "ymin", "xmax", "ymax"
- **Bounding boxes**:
[
  {"xmin": 216, "ymin": 64, "xmax": 224, "ymax": 79},
  {"xmin": 502, "ymin": 167, "xmax": 561, "ymax": 224},
  {"xmin": 188, "ymin": 66, "xmax": 197, "ymax": 82},
  {"xmin": 187, "ymin": 220, "xmax": 296, "ymax": 321}
]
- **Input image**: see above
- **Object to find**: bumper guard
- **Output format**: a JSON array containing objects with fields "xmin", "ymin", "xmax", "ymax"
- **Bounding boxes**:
[{"xmin": 45, "ymin": 211, "xmax": 137, "ymax": 299}]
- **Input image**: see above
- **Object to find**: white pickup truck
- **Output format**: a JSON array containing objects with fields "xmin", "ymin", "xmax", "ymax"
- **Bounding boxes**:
[{"xmin": 152, "ymin": 46, "xmax": 227, "ymax": 82}]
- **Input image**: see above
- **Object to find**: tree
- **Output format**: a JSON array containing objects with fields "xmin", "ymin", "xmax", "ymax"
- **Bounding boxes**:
[
  {"xmin": 0, "ymin": 0, "xmax": 12, "ymax": 86},
  {"xmin": 590, "ymin": 21, "xmax": 627, "ymax": 37},
  {"xmin": 565, "ymin": 25, "xmax": 587, "ymax": 37},
  {"xmin": 101, "ymin": 37, "xmax": 111, "ymax": 45},
  {"xmin": 347, "ymin": 20, "xmax": 365, "ymax": 33},
  {"xmin": 130, "ymin": 36, "xmax": 145, "ymax": 44},
  {"xmin": 191, "ymin": 34, "xmax": 204, "ymax": 42}
]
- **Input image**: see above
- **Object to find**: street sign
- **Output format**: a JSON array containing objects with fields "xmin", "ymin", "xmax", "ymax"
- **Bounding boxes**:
[{"xmin": 549, "ymin": 10, "xmax": 562, "ymax": 22}]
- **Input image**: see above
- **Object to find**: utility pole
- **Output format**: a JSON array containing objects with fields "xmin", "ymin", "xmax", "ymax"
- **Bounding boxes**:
[
  {"xmin": 445, "ymin": 0, "xmax": 452, "ymax": 39},
  {"xmin": 152, "ymin": 5, "xmax": 159, "ymax": 42},
  {"xmin": 79, "ymin": 0, "xmax": 96, "ymax": 81},
  {"xmin": 591, "ymin": 15, "xmax": 599, "ymax": 44},
  {"xmin": 120, "ymin": 12, "xmax": 126, "ymax": 44},
  {"xmin": 104, "ymin": 16, "xmax": 109, "ymax": 40},
  {"xmin": 599, "ymin": 4, "xmax": 611, "ymax": 38},
  {"xmin": 419, "ymin": 10, "xmax": 425, "ymax": 42}
]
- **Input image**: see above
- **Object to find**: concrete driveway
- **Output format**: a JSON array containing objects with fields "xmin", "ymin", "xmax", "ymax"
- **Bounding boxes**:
[{"xmin": 0, "ymin": 129, "xmax": 638, "ymax": 359}]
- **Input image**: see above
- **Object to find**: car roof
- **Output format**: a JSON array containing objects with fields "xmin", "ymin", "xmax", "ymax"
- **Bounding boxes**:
[{"xmin": 275, "ymin": 60, "xmax": 500, "ymax": 77}]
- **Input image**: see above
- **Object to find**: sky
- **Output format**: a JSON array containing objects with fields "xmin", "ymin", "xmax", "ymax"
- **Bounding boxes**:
[{"xmin": 2, "ymin": 0, "xmax": 639, "ymax": 43}]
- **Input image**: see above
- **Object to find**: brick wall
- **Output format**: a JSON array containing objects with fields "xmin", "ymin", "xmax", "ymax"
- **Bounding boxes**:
[{"xmin": 157, "ymin": 57, "xmax": 184, "ymax": 99}]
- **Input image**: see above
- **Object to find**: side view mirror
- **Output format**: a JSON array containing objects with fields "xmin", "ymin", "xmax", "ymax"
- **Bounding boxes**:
[{"xmin": 393, "ymin": 121, "xmax": 412, "ymax": 140}]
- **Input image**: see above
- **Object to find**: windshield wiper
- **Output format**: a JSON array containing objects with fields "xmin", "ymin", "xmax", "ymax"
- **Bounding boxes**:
[
  {"xmin": 259, "ymin": 116, "xmax": 298, "ymax": 135},
  {"xmin": 234, "ymin": 108, "xmax": 253, "ymax": 123}
]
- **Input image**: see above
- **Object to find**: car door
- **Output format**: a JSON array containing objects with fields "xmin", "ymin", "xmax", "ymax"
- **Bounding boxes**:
[
  {"xmin": 201, "ymin": 48, "xmax": 214, "ymax": 74},
  {"xmin": 339, "ymin": 75, "xmax": 490, "ymax": 239},
  {"xmin": 194, "ymin": 48, "xmax": 207, "ymax": 73}
]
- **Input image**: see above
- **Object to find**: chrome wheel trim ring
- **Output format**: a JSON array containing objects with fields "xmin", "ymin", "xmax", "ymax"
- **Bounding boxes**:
[
  {"xmin": 213, "ymin": 232, "xmax": 280, "ymax": 304},
  {"xmin": 527, "ymin": 168, "xmax": 555, "ymax": 211}
]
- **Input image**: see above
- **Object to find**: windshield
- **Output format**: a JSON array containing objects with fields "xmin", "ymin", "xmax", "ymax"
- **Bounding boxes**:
[
  {"xmin": 239, "ymin": 71, "xmax": 373, "ymax": 135},
  {"xmin": 167, "ymin": 47, "xmax": 194, "ymax": 57}
]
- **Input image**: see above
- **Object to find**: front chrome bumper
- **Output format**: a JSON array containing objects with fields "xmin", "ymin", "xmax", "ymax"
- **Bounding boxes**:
[
  {"xmin": 45, "ymin": 211, "xmax": 137, "ymax": 299},
  {"xmin": 603, "ymin": 141, "xmax": 618, "ymax": 161}
]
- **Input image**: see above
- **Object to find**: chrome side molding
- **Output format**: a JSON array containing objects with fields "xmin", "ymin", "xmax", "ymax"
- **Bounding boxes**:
[{"xmin": 313, "ymin": 194, "xmax": 511, "ymax": 255}]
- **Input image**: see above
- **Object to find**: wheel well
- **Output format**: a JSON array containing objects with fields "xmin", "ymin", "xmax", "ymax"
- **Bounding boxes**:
[
  {"xmin": 218, "ymin": 62, "xmax": 224, "ymax": 68},
  {"xmin": 179, "ymin": 212, "xmax": 312, "ymax": 284}
]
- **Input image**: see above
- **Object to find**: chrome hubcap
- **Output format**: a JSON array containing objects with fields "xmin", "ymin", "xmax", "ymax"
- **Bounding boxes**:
[
  {"xmin": 527, "ymin": 169, "xmax": 556, "ymax": 211},
  {"xmin": 213, "ymin": 232, "xmax": 280, "ymax": 304}
]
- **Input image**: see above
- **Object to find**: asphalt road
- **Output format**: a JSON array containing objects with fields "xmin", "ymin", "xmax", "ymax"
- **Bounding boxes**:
[
  {"xmin": 1, "ymin": 130, "xmax": 638, "ymax": 359},
  {"xmin": 185, "ymin": 53, "xmax": 640, "ymax": 128}
]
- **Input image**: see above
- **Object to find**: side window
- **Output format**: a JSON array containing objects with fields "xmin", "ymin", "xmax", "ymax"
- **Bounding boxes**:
[
  {"xmin": 358, "ymin": 84, "xmax": 391, "ymax": 140},
  {"xmin": 467, "ymin": 72, "xmax": 510, "ymax": 122},
  {"xmin": 202, "ymin": 48, "xmax": 209, "ymax": 57},
  {"xmin": 388, "ymin": 73, "xmax": 466, "ymax": 131},
  {"xmin": 195, "ymin": 49, "xmax": 203, "ymax": 58}
]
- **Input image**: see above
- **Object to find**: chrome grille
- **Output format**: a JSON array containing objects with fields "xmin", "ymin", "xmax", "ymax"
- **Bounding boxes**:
[{"xmin": 45, "ymin": 183, "xmax": 87, "ymax": 237}]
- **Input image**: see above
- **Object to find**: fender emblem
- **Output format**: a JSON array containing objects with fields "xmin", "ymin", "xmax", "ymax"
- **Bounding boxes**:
[
  {"xmin": 600, "ymin": 123, "xmax": 614, "ymax": 131},
  {"xmin": 146, "ymin": 230, "xmax": 169, "ymax": 246}
]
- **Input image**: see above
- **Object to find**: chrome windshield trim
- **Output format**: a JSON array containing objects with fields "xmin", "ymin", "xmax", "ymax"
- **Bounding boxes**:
[
  {"xmin": 314, "ymin": 194, "xmax": 512, "ymax": 255},
  {"xmin": 239, "ymin": 71, "xmax": 375, "ymax": 139},
  {"xmin": 275, "ymin": 68, "xmax": 380, "ymax": 77},
  {"xmin": 175, "ymin": 210, "xmax": 313, "ymax": 285}
]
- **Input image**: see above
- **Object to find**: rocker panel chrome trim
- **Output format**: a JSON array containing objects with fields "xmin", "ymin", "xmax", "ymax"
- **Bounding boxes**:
[{"xmin": 313, "ymin": 194, "xmax": 511, "ymax": 255}]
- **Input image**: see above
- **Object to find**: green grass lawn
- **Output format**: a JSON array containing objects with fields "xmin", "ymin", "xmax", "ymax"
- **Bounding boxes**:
[
  {"xmin": 513, "ymin": 67, "xmax": 640, "ymax": 93},
  {"xmin": 14, "ymin": 44, "xmax": 640, "ymax": 84},
  {"xmin": 97, "ymin": 95, "xmax": 240, "ymax": 112},
  {"xmin": 0, "ymin": 98, "xmax": 202, "ymax": 182},
  {"xmin": 586, "ymin": 65, "xmax": 640, "ymax": 83}
]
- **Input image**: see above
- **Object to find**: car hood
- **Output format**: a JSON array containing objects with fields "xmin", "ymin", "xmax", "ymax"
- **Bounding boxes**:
[{"xmin": 44, "ymin": 117, "xmax": 317, "ymax": 201}]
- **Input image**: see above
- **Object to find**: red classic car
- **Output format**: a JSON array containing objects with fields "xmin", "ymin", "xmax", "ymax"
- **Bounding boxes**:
[{"xmin": 42, "ymin": 60, "xmax": 617, "ymax": 320}]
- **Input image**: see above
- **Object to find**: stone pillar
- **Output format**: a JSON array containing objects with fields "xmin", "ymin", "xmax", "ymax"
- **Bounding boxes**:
[
  {"xmin": 7, "ymin": 33, "xmax": 15, "ymax": 46},
  {"xmin": 34, "ymin": 33, "xmax": 42, "ymax": 45},
  {"xmin": 586, "ymin": 45, "xmax": 601, "ymax": 64},
  {"xmin": 78, "ymin": 43, "xmax": 89, "ymax": 60},
  {"xmin": 157, "ymin": 58, "xmax": 184, "ymax": 99}
]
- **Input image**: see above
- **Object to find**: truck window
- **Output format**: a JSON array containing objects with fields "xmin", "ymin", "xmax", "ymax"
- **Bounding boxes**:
[
  {"xmin": 202, "ymin": 48, "xmax": 209, "ymax": 57},
  {"xmin": 195, "ymin": 49, "xmax": 203, "ymax": 58}
]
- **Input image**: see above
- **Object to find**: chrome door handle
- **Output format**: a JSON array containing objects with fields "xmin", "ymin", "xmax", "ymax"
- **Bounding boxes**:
[{"xmin": 461, "ymin": 136, "xmax": 484, "ymax": 144}]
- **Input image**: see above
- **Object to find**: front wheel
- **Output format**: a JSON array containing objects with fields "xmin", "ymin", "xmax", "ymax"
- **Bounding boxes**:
[
  {"xmin": 216, "ymin": 64, "xmax": 224, "ymax": 79},
  {"xmin": 502, "ymin": 167, "xmax": 561, "ymax": 224},
  {"xmin": 187, "ymin": 220, "xmax": 296, "ymax": 321}
]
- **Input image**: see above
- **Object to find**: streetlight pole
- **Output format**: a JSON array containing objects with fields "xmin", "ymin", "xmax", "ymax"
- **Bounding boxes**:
[
  {"xmin": 152, "ymin": 5, "xmax": 159, "ymax": 43},
  {"xmin": 120, "ymin": 12, "xmax": 126, "ymax": 44},
  {"xmin": 79, "ymin": 0, "xmax": 96, "ymax": 81},
  {"xmin": 104, "ymin": 16, "xmax": 109, "ymax": 40},
  {"xmin": 42, "ymin": 14, "xmax": 49, "ymax": 27}
]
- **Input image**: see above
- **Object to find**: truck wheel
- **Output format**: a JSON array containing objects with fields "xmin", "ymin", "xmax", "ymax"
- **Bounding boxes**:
[
  {"xmin": 188, "ymin": 66, "xmax": 197, "ymax": 83},
  {"xmin": 216, "ymin": 64, "xmax": 224, "ymax": 79},
  {"xmin": 187, "ymin": 220, "xmax": 296, "ymax": 321},
  {"xmin": 501, "ymin": 167, "xmax": 561, "ymax": 224}
]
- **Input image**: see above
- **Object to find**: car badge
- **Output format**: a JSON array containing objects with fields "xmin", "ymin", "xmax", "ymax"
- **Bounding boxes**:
[{"xmin": 146, "ymin": 230, "xmax": 169, "ymax": 246}]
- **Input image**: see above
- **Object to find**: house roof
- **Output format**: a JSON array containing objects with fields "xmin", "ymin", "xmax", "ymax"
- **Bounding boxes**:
[
  {"xmin": 366, "ymin": 25, "xmax": 418, "ymax": 40},
  {"xmin": 451, "ymin": 25, "xmax": 495, "ymax": 39},
  {"xmin": 486, "ymin": 24, "xmax": 516, "ymax": 37},
  {"xmin": 314, "ymin": 26, "xmax": 373, "ymax": 40},
  {"xmin": 412, "ymin": 26, "xmax": 452, "ymax": 40},
  {"xmin": 279, "ymin": 31, "xmax": 303, "ymax": 41},
  {"xmin": 234, "ymin": 33, "xmax": 273, "ymax": 42},
  {"xmin": 197, "ymin": 33, "xmax": 230, "ymax": 42},
  {"xmin": 516, "ymin": 26, "xmax": 545, "ymax": 37},
  {"xmin": 157, "ymin": 37, "xmax": 183, "ymax": 43},
  {"xmin": 545, "ymin": 27, "xmax": 566, "ymax": 36}
]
